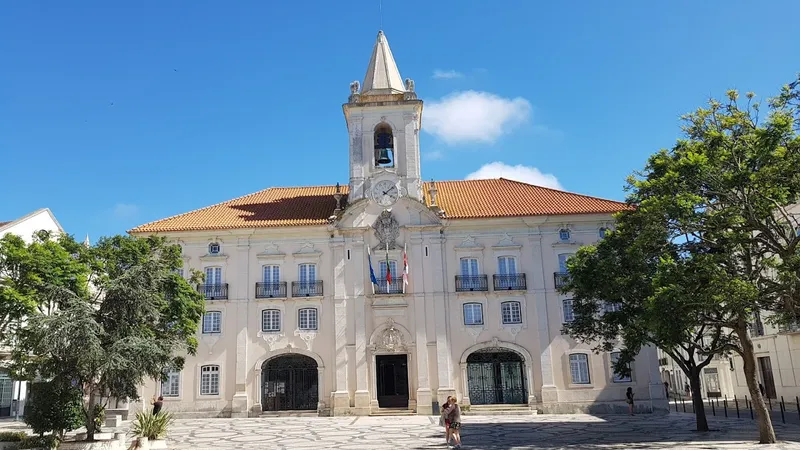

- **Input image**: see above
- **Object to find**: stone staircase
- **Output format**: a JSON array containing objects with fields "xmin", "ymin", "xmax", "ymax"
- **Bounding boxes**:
[
  {"xmin": 369, "ymin": 408, "xmax": 416, "ymax": 416},
  {"xmin": 259, "ymin": 410, "xmax": 320, "ymax": 418},
  {"xmin": 462, "ymin": 404, "xmax": 538, "ymax": 416}
]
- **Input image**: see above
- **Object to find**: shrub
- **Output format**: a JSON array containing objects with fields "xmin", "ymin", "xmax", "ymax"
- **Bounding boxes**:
[
  {"xmin": 18, "ymin": 435, "xmax": 58, "ymax": 449},
  {"xmin": 0, "ymin": 431, "xmax": 27, "ymax": 442},
  {"xmin": 131, "ymin": 411, "xmax": 174, "ymax": 441},
  {"xmin": 24, "ymin": 381, "xmax": 83, "ymax": 439},
  {"xmin": 92, "ymin": 404, "xmax": 105, "ymax": 433}
]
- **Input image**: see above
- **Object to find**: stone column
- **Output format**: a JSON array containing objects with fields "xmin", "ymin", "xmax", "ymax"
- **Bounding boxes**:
[
  {"xmin": 252, "ymin": 367, "xmax": 262, "ymax": 413},
  {"xmin": 317, "ymin": 367, "xmax": 326, "ymax": 411},
  {"xmin": 352, "ymin": 241, "xmax": 371, "ymax": 414},
  {"xmin": 459, "ymin": 363, "xmax": 470, "ymax": 406},
  {"xmin": 231, "ymin": 240, "xmax": 250, "ymax": 417},
  {"xmin": 330, "ymin": 239, "xmax": 350, "ymax": 415},
  {"xmin": 530, "ymin": 234, "xmax": 558, "ymax": 405}
]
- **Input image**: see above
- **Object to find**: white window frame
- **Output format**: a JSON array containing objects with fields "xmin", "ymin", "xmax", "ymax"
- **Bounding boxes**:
[
  {"xmin": 199, "ymin": 365, "xmax": 220, "ymax": 396},
  {"xmin": 160, "ymin": 369, "xmax": 180, "ymax": 398},
  {"xmin": 501, "ymin": 301, "xmax": 522, "ymax": 325},
  {"xmin": 610, "ymin": 352, "xmax": 632, "ymax": 383},
  {"xmin": 557, "ymin": 253, "xmax": 572, "ymax": 273},
  {"xmin": 569, "ymin": 353, "xmax": 591, "ymax": 385},
  {"xmin": 497, "ymin": 256, "xmax": 517, "ymax": 275},
  {"xmin": 603, "ymin": 301, "xmax": 622, "ymax": 313},
  {"xmin": 202, "ymin": 311, "xmax": 222, "ymax": 334},
  {"xmin": 297, "ymin": 263, "xmax": 317, "ymax": 295},
  {"xmin": 298, "ymin": 307, "xmax": 318, "ymax": 331},
  {"xmin": 559, "ymin": 228, "xmax": 571, "ymax": 241},
  {"xmin": 379, "ymin": 260, "xmax": 398, "ymax": 280},
  {"xmin": 463, "ymin": 302, "xmax": 484, "ymax": 326},
  {"xmin": 208, "ymin": 242, "xmax": 221, "ymax": 255},
  {"xmin": 562, "ymin": 299, "xmax": 575, "ymax": 323},
  {"xmin": 261, "ymin": 309, "xmax": 281, "ymax": 333},
  {"xmin": 205, "ymin": 266, "xmax": 223, "ymax": 285}
]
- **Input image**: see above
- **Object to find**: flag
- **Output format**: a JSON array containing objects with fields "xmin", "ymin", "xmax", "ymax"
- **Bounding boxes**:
[
  {"xmin": 368, "ymin": 246, "xmax": 378, "ymax": 285},
  {"xmin": 385, "ymin": 243, "xmax": 392, "ymax": 285},
  {"xmin": 402, "ymin": 243, "xmax": 409, "ymax": 293}
]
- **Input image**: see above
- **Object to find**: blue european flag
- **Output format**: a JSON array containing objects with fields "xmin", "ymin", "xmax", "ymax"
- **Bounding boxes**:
[{"xmin": 368, "ymin": 251, "xmax": 378, "ymax": 285}]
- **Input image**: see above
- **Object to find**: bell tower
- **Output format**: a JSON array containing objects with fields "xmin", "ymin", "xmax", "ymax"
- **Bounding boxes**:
[{"xmin": 343, "ymin": 31, "xmax": 423, "ymax": 204}]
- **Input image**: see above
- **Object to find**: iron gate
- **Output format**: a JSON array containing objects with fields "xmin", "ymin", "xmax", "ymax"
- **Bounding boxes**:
[
  {"xmin": 466, "ymin": 350, "xmax": 526, "ymax": 405},
  {"xmin": 262, "ymin": 355, "xmax": 318, "ymax": 411}
]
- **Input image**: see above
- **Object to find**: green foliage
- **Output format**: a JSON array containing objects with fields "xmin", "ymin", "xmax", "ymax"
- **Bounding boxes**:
[
  {"xmin": 92, "ymin": 404, "xmax": 105, "ymax": 433},
  {"xmin": 0, "ymin": 431, "xmax": 27, "ymax": 442},
  {"xmin": 131, "ymin": 411, "xmax": 174, "ymax": 441},
  {"xmin": 11, "ymin": 235, "xmax": 204, "ymax": 441},
  {"xmin": 24, "ymin": 381, "xmax": 84, "ymax": 439},
  {"xmin": 18, "ymin": 434, "xmax": 58, "ymax": 450}
]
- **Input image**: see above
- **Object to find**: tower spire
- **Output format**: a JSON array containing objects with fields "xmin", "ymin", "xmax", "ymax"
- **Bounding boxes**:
[{"xmin": 361, "ymin": 31, "xmax": 406, "ymax": 95}]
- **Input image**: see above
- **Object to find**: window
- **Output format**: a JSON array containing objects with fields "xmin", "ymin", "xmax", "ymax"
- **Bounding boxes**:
[
  {"xmin": 559, "ymin": 228, "xmax": 571, "ymax": 241},
  {"xmin": 497, "ymin": 256, "xmax": 517, "ymax": 275},
  {"xmin": 501, "ymin": 301, "xmax": 522, "ymax": 324},
  {"xmin": 599, "ymin": 227, "xmax": 609, "ymax": 239},
  {"xmin": 460, "ymin": 258, "xmax": 479, "ymax": 276},
  {"xmin": 262, "ymin": 265, "xmax": 281, "ymax": 295},
  {"xmin": 298, "ymin": 308, "xmax": 318, "ymax": 331},
  {"xmin": 374, "ymin": 123, "xmax": 394, "ymax": 168},
  {"xmin": 379, "ymin": 260, "xmax": 397, "ymax": 281},
  {"xmin": 205, "ymin": 267, "xmax": 222, "ymax": 285},
  {"xmin": 176, "ymin": 268, "xmax": 184, "ymax": 278},
  {"xmin": 557, "ymin": 254, "xmax": 571, "ymax": 273},
  {"xmin": 610, "ymin": 352, "xmax": 632, "ymax": 383},
  {"xmin": 562, "ymin": 299, "xmax": 575, "ymax": 323},
  {"xmin": 298, "ymin": 263, "xmax": 317, "ymax": 294},
  {"xmin": 202, "ymin": 311, "xmax": 221, "ymax": 334},
  {"xmin": 463, "ymin": 303, "xmax": 484, "ymax": 326},
  {"xmin": 261, "ymin": 309, "xmax": 281, "ymax": 332},
  {"xmin": 208, "ymin": 242, "xmax": 220, "ymax": 255},
  {"xmin": 200, "ymin": 365, "xmax": 220, "ymax": 395},
  {"xmin": 604, "ymin": 302, "xmax": 622, "ymax": 313},
  {"xmin": 161, "ymin": 370, "xmax": 180, "ymax": 397},
  {"xmin": 569, "ymin": 354, "xmax": 591, "ymax": 384}
]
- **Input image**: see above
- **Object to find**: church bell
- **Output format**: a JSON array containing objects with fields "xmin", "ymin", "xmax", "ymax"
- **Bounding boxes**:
[{"xmin": 376, "ymin": 148, "xmax": 392, "ymax": 165}]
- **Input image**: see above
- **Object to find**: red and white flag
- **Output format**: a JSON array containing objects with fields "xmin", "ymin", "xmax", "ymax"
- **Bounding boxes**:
[{"xmin": 402, "ymin": 244, "xmax": 409, "ymax": 293}]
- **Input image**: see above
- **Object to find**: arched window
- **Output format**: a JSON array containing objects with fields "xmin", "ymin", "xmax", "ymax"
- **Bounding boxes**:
[{"xmin": 374, "ymin": 123, "xmax": 394, "ymax": 168}]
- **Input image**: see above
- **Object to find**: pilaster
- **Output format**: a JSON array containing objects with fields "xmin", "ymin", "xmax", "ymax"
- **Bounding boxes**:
[
  {"xmin": 430, "ymin": 234, "xmax": 455, "ymax": 403},
  {"xmin": 331, "ymin": 239, "xmax": 350, "ymax": 415},
  {"xmin": 231, "ymin": 241, "xmax": 250, "ymax": 417},
  {"xmin": 412, "ymin": 239, "xmax": 432, "ymax": 414},
  {"xmin": 352, "ymin": 241, "xmax": 371, "ymax": 414},
  {"xmin": 530, "ymin": 234, "xmax": 558, "ymax": 403}
]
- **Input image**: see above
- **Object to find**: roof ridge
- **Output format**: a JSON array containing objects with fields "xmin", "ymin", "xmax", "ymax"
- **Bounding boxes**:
[{"xmin": 495, "ymin": 177, "xmax": 628, "ymax": 205}]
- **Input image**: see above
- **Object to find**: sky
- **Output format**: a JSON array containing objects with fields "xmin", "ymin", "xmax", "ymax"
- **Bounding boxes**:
[{"xmin": 1, "ymin": 1, "xmax": 798, "ymax": 241}]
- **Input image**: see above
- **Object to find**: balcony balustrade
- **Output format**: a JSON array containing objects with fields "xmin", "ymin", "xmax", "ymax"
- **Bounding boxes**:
[
  {"xmin": 292, "ymin": 280, "xmax": 323, "ymax": 297},
  {"xmin": 554, "ymin": 272, "xmax": 570, "ymax": 289},
  {"xmin": 455, "ymin": 275, "xmax": 489, "ymax": 292},
  {"xmin": 255, "ymin": 282, "xmax": 288, "ymax": 299},
  {"xmin": 374, "ymin": 278, "xmax": 404, "ymax": 295},
  {"xmin": 197, "ymin": 283, "xmax": 228, "ymax": 300},
  {"xmin": 492, "ymin": 274, "xmax": 527, "ymax": 291}
]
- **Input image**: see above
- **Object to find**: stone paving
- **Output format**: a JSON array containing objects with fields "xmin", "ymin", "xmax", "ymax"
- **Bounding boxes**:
[
  {"xmin": 5, "ymin": 413, "xmax": 800, "ymax": 449},
  {"xmin": 161, "ymin": 413, "xmax": 800, "ymax": 450}
]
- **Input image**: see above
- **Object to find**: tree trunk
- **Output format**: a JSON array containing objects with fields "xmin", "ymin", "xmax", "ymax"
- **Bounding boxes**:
[
  {"xmin": 688, "ymin": 369, "xmax": 709, "ymax": 432},
  {"xmin": 85, "ymin": 390, "xmax": 97, "ymax": 442},
  {"xmin": 737, "ymin": 324, "xmax": 777, "ymax": 444}
]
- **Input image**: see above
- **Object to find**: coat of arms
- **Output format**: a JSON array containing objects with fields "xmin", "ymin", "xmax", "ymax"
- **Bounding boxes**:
[{"xmin": 373, "ymin": 210, "xmax": 399, "ymax": 249}]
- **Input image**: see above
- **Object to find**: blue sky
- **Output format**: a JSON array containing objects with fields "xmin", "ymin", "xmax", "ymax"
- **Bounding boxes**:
[{"xmin": 1, "ymin": 1, "xmax": 798, "ymax": 241}]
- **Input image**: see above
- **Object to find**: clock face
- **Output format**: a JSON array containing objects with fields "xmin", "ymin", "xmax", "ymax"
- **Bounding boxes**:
[{"xmin": 372, "ymin": 180, "xmax": 399, "ymax": 207}]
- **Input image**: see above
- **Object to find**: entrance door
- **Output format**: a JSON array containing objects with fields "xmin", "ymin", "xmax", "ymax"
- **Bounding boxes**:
[
  {"xmin": 466, "ymin": 349, "xmax": 527, "ymax": 405},
  {"xmin": 0, "ymin": 370, "xmax": 12, "ymax": 417},
  {"xmin": 703, "ymin": 367, "xmax": 722, "ymax": 398},
  {"xmin": 262, "ymin": 355, "xmax": 318, "ymax": 411},
  {"xmin": 758, "ymin": 356, "xmax": 777, "ymax": 399},
  {"xmin": 376, "ymin": 354, "xmax": 409, "ymax": 408}
]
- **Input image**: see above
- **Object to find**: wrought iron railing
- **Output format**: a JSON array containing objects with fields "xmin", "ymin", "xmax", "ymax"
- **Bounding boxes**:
[
  {"xmin": 255, "ymin": 282, "xmax": 287, "ymax": 299},
  {"xmin": 197, "ymin": 283, "xmax": 228, "ymax": 300},
  {"xmin": 554, "ymin": 272, "xmax": 570, "ymax": 289},
  {"xmin": 292, "ymin": 280, "xmax": 323, "ymax": 297},
  {"xmin": 455, "ymin": 275, "xmax": 489, "ymax": 292},
  {"xmin": 493, "ymin": 274, "xmax": 527, "ymax": 291},
  {"xmin": 374, "ymin": 278, "xmax": 404, "ymax": 295}
]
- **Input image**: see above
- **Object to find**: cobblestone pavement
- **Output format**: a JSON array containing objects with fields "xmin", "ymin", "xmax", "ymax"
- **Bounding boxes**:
[{"xmin": 161, "ymin": 413, "xmax": 800, "ymax": 450}]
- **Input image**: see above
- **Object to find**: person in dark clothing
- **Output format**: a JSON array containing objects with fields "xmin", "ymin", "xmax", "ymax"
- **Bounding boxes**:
[
  {"xmin": 626, "ymin": 387, "xmax": 635, "ymax": 415},
  {"xmin": 151, "ymin": 396, "xmax": 164, "ymax": 416},
  {"xmin": 664, "ymin": 381, "xmax": 670, "ymax": 399}
]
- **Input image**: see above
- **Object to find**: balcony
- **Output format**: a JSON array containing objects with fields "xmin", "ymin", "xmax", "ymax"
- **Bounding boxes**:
[
  {"xmin": 255, "ymin": 282, "xmax": 288, "ymax": 299},
  {"xmin": 374, "ymin": 278, "xmax": 404, "ymax": 295},
  {"xmin": 197, "ymin": 283, "xmax": 228, "ymax": 300},
  {"xmin": 554, "ymin": 272, "xmax": 570, "ymax": 289},
  {"xmin": 292, "ymin": 280, "xmax": 323, "ymax": 297},
  {"xmin": 493, "ymin": 274, "xmax": 527, "ymax": 291},
  {"xmin": 455, "ymin": 275, "xmax": 489, "ymax": 292}
]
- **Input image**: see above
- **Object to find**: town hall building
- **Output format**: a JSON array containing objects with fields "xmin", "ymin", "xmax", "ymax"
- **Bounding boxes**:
[{"xmin": 130, "ymin": 31, "xmax": 667, "ymax": 417}]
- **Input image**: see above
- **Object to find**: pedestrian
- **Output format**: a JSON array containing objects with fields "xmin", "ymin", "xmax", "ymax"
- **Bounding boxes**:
[
  {"xmin": 684, "ymin": 382, "xmax": 690, "ymax": 397},
  {"xmin": 439, "ymin": 396, "xmax": 452, "ymax": 446},
  {"xmin": 626, "ymin": 387, "xmax": 635, "ymax": 415},
  {"xmin": 151, "ymin": 395, "xmax": 164, "ymax": 416},
  {"xmin": 759, "ymin": 382, "xmax": 765, "ymax": 397},
  {"xmin": 443, "ymin": 397, "xmax": 462, "ymax": 449},
  {"xmin": 664, "ymin": 381, "xmax": 669, "ymax": 399}
]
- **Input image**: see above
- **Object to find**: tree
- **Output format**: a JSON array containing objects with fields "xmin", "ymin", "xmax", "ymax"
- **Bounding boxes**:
[
  {"xmin": 564, "ymin": 75, "xmax": 800, "ymax": 443},
  {"xmin": 563, "ymin": 210, "xmax": 737, "ymax": 432},
  {"xmin": 24, "ymin": 380, "xmax": 84, "ymax": 440},
  {"xmin": 0, "ymin": 231, "xmax": 89, "ymax": 343},
  {"xmin": 12, "ymin": 235, "xmax": 204, "ymax": 441}
]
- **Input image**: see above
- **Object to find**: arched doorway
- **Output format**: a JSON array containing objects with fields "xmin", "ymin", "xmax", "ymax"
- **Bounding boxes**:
[
  {"xmin": 466, "ymin": 349, "xmax": 527, "ymax": 405},
  {"xmin": 262, "ymin": 354, "xmax": 318, "ymax": 411}
]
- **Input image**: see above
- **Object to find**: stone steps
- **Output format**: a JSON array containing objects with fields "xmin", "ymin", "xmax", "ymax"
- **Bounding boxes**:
[
  {"xmin": 259, "ymin": 410, "xmax": 319, "ymax": 418},
  {"xmin": 463, "ymin": 404, "xmax": 538, "ymax": 416},
  {"xmin": 369, "ymin": 408, "xmax": 416, "ymax": 416}
]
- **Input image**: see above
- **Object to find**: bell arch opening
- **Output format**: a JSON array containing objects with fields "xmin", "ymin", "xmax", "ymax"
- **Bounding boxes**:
[
  {"xmin": 466, "ymin": 348, "xmax": 527, "ymax": 405},
  {"xmin": 374, "ymin": 123, "xmax": 394, "ymax": 168},
  {"xmin": 261, "ymin": 354, "xmax": 319, "ymax": 411}
]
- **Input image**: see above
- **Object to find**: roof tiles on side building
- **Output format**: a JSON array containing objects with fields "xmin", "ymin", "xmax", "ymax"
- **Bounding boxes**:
[{"xmin": 128, "ymin": 178, "xmax": 631, "ymax": 234}]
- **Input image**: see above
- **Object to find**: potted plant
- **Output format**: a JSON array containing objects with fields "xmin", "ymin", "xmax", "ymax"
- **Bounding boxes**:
[
  {"xmin": 130, "ymin": 411, "xmax": 174, "ymax": 449},
  {"xmin": 0, "ymin": 432, "xmax": 28, "ymax": 450}
]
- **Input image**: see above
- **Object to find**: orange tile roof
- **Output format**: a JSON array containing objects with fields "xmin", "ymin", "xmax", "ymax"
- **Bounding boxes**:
[{"xmin": 129, "ymin": 179, "xmax": 629, "ymax": 234}]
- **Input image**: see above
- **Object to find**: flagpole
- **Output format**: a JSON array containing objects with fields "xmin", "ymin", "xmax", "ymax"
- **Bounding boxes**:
[
  {"xmin": 403, "ymin": 243, "xmax": 407, "ymax": 294},
  {"xmin": 386, "ymin": 242, "xmax": 390, "ymax": 292},
  {"xmin": 368, "ymin": 246, "xmax": 375, "ymax": 295}
]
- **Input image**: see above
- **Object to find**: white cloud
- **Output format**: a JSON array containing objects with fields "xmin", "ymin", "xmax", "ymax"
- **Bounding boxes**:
[
  {"xmin": 112, "ymin": 203, "xmax": 140, "ymax": 218},
  {"xmin": 432, "ymin": 69, "xmax": 464, "ymax": 79},
  {"xmin": 423, "ymin": 150, "xmax": 445, "ymax": 161},
  {"xmin": 423, "ymin": 91, "xmax": 531, "ymax": 145},
  {"xmin": 466, "ymin": 162, "xmax": 563, "ymax": 190}
]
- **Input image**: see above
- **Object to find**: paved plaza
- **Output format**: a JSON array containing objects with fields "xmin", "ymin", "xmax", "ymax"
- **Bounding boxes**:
[{"xmin": 161, "ymin": 413, "xmax": 800, "ymax": 450}]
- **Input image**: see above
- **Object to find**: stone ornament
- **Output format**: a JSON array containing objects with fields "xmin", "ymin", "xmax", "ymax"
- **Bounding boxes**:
[
  {"xmin": 373, "ymin": 210, "xmax": 400, "ymax": 249},
  {"xmin": 294, "ymin": 329, "xmax": 317, "ymax": 351},
  {"xmin": 369, "ymin": 318, "xmax": 408, "ymax": 353},
  {"xmin": 257, "ymin": 331, "xmax": 285, "ymax": 352}
]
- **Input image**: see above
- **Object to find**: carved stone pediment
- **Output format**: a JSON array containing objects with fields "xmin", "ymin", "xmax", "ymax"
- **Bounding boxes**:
[{"xmin": 369, "ymin": 318, "xmax": 409, "ymax": 353}]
